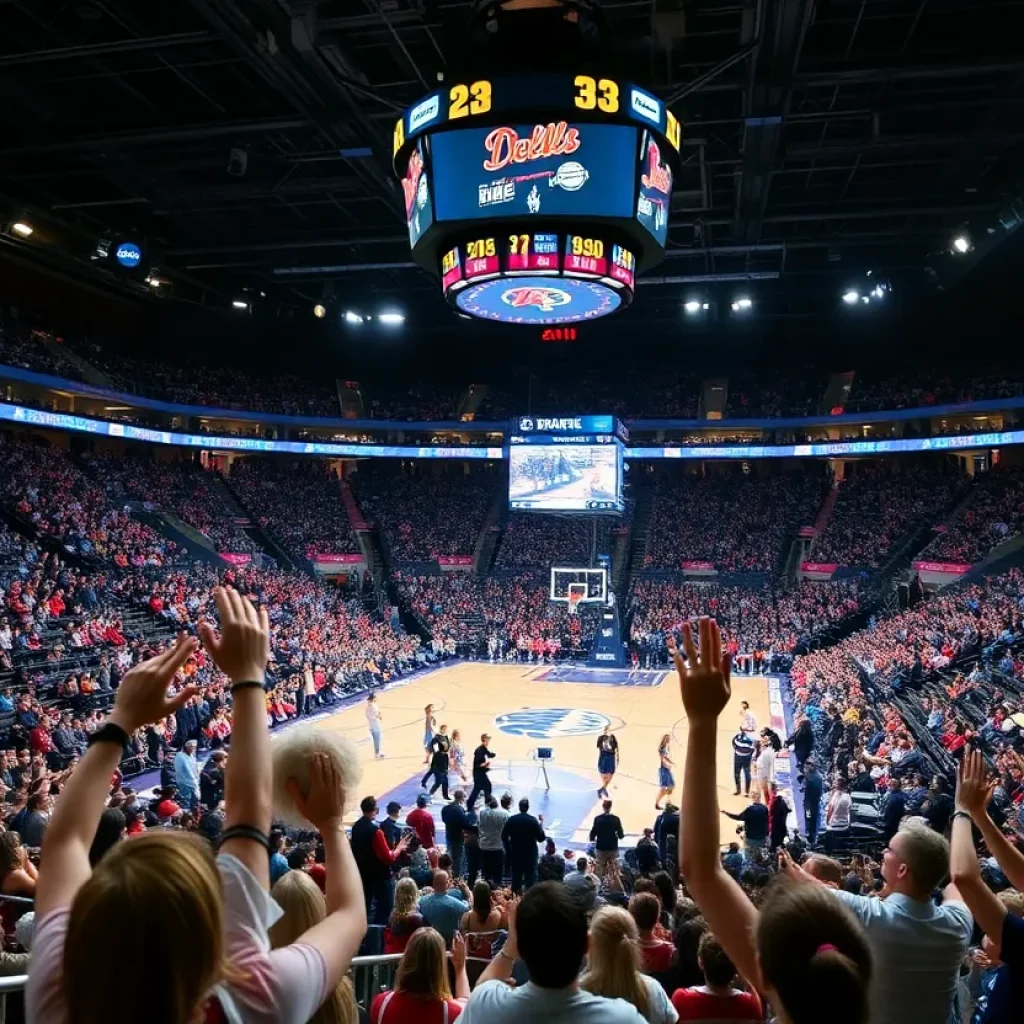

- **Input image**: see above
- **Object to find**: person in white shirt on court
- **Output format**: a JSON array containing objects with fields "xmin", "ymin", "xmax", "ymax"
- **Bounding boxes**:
[
  {"xmin": 366, "ymin": 692, "xmax": 384, "ymax": 758},
  {"xmin": 739, "ymin": 701, "xmax": 756, "ymax": 734}
]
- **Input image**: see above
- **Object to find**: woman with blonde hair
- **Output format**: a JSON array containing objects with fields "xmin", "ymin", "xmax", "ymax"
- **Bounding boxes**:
[
  {"xmin": 385, "ymin": 876, "xmax": 425, "ymax": 954},
  {"xmin": 26, "ymin": 586, "xmax": 368, "ymax": 1024},
  {"xmin": 581, "ymin": 905, "xmax": 678, "ymax": 1024},
  {"xmin": 371, "ymin": 927, "xmax": 470, "ymax": 1022},
  {"xmin": 270, "ymin": 870, "xmax": 358, "ymax": 1024},
  {"xmin": 655, "ymin": 734, "xmax": 674, "ymax": 810}
]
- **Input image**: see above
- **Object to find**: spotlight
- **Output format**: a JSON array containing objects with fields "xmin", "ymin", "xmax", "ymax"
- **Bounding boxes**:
[
  {"xmin": 842, "ymin": 290, "xmax": 859, "ymax": 304},
  {"xmin": 11, "ymin": 222, "xmax": 33, "ymax": 238},
  {"xmin": 684, "ymin": 300, "xmax": 702, "ymax": 314},
  {"xmin": 343, "ymin": 310, "xmax": 363, "ymax": 325},
  {"xmin": 378, "ymin": 312, "xmax": 405, "ymax": 325},
  {"xmin": 952, "ymin": 234, "xmax": 970, "ymax": 254},
  {"xmin": 731, "ymin": 297, "xmax": 752, "ymax": 312},
  {"xmin": 871, "ymin": 285, "xmax": 885, "ymax": 300},
  {"xmin": 313, "ymin": 303, "xmax": 327, "ymax": 319},
  {"xmin": 231, "ymin": 299, "xmax": 249, "ymax": 310}
]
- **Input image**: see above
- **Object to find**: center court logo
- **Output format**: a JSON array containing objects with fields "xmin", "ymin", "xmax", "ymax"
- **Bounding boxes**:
[{"xmin": 495, "ymin": 708, "xmax": 611, "ymax": 739}]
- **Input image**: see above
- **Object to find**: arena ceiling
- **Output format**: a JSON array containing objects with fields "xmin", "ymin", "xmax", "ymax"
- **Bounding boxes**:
[{"xmin": 1, "ymin": 0, "xmax": 1023, "ymax": 334}]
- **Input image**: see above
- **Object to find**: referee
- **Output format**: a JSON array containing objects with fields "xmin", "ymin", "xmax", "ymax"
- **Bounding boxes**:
[{"xmin": 467, "ymin": 732, "xmax": 496, "ymax": 809}]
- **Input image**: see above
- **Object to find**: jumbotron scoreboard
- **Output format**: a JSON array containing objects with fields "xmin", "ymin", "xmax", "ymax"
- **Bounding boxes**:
[{"xmin": 393, "ymin": 72, "xmax": 681, "ymax": 325}]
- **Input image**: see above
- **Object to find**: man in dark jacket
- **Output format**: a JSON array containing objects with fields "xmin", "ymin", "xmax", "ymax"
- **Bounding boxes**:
[
  {"xmin": 768, "ymin": 781, "xmax": 790, "ymax": 852},
  {"xmin": 351, "ymin": 795, "xmax": 411, "ymax": 925},
  {"xmin": 732, "ymin": 730, "xmax": 756, "ymax": 797},
  {"xmin": 654, "ymin": 803, "xmax": 680, "ymax": 875},
  {"xmin": 589, "ymin": 799, "xmax": 624, "ymax": 874},
  {"xmin": 502, "ymin": 797, "xmax": 546, "ymax": 893},
  {"xmin": 803, "ymin": 758, "xmax": 823, "ymax": 845},
  {"xmin": 881, "ymin": 777, "xmax": 907, "ymax": 842},
  {"xmin": 786, "ymin": 716, "xmax": 815, "ymax": 783},
  {"xmin": 441, "ymin": 791, "xmax": 470, "ymax": 877},
  {"xmin": 722, "ymin": 791, "xmax": 769, "ymax": 860}
]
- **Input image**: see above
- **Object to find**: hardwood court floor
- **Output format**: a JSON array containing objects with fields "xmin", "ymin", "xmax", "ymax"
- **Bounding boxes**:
[{"xmin": 315, "ymin": 660, "xmax": 772, "ymax": 847}]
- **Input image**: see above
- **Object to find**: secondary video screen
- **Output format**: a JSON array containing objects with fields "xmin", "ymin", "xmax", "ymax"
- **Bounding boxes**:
[{"xmin": 508, "ymin": 442, "xmax": 622, "ymax": 512}]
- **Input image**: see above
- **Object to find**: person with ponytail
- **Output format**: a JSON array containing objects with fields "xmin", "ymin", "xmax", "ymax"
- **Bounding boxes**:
[
  {"xmin": 580, "ymin": 906, "xmax": 678, "ymax": 1024},
  {"xmin": 673, "ymin": 617, "xmax": 873, "ymax": 1024}
]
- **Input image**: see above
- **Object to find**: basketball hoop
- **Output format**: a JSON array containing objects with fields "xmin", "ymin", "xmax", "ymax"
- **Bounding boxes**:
[{"xmin": 567, "ymin": 589, "xmax": 584, "ymax": 616}]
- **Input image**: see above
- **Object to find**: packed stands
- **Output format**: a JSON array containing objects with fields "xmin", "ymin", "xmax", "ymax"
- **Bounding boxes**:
[
  {"xmin": 845, "ymin": 366, "xmax": 1024, "ymax": 412},
  {"xmin": 0, "ymin": 436, "xmax": 186, "ymax": 567},
  {"xmin": 352, "ymin": 465, "xmax": 498, "ymax": 563},
  {"xmin": 812, "ymin": 459, "xmax": 967, "ymax": 568},
  {"xmin": 495, "ymin": 513, "xmax": 594, "ymax": 569},
  {"xmin": 920, "ymin": 464, "xmax": 1024, "ymax": 565},
  {"xmin": 81, "ymin": 452, "xmax": 259, "ymax": 554},
  {"xmin": 643, "ymin": 469, "xmax": 827, "ymax": 573},
  {"xmin": 228, "ymin": 458, "xmax": 359, "ymax": 560}
]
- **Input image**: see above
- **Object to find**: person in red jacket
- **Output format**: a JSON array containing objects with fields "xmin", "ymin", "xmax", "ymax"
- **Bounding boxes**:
[
  {"xmin": 672, "ymin": 933, "xmax": 761, "ymax": 1021},
  {"xmin": 406, "ymin": 793, "xmax": 436, "ymax": 849}
]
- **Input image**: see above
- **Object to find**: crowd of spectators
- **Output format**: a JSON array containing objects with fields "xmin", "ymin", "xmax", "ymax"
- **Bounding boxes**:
[
  {"xmin": 813, "ymin": 459, "xmax": 967, "ymax": 568},
  {"xmin": 845, "ymin": 366, "xmax": 1024, "ymax": 412},
  {"xmin": 644, "ymin": 470, "xmax": 827, "ymax": 573},
  {"xmin": 228, "ymin": 458, "xmax": 360, "ymax": 559},
  {"xmin": 353, "ymin": 466, "xmax": 498, "ymax": 562},
  {"xmin": 921, "ymin": 465, "xmax": 1024, "ymax": 565},
  {"xmin": 0, "ymin": 435, "xmax": 186, "ymax": 567},
  {"xmin": 495, "ymin": 514, "xmax": 596, "ymax": 569},
  {"xmin": 81, "ymin": 451, "xmax": 259, "ymax": 553}
]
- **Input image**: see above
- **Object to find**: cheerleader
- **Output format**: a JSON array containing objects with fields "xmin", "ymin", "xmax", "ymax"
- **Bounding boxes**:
[
  {"xmin": 423, "ymin": 704, "xmax": 436, "ymax": 763},
  {"xmin": 655, "ymin": 734, "xmax": 675, "ymax": 810},
  {"xmin": 596, "ymin": 725, "xmax": 619, "ymax": 798},
  {"xmin": 450, "ymin": 728, "xmax": 469, "ymax": 782}
]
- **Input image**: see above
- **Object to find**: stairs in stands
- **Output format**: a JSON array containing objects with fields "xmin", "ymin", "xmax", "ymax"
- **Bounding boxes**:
[
  {"xmin": 216, "ymin": 471, "xmax": 304, "ymax": 571},
  {"xmin": 336, "ymin": 380, "xmax": 363, "ymax": 417},
  {"xmin": 473, "ymin": 487, "xmax": 506, "ymax": 576},
  {"xmin": 821, "ymin": 371, "xmax": 856, "ymax": 415},
  {"xmin": 37, "ymin": 334, "xmax": 113, "ymax": 388},
  {"xmin": 805, "ymin": 485, "xmax": 840, "ymax": 558},
  {"xmin": 207, "ymin": 475, "xmax": 277, "ymax": 564},
  {"xmin": 625, "ymin": 485, "xmax": 655, "ymax": 588},
  {"xmin": 457, "ymin": 383, "xmax": 490, "ymax": 420}
]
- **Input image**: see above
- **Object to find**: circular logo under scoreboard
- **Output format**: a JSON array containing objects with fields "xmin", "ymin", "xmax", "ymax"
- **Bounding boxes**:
[
  {"xmin": 495, "ymin": 708, "xmax": 611, "ymax": 739},
  {"xmin": 455, "ymin": 276, "xmax": 621, "ymax": 324}
]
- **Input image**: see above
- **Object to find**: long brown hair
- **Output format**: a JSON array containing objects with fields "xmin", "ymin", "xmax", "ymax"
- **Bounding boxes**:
[
  {"xmin": 270, "ymin": 870, "xmax": 357, "ymax": 1024},
  {"xmin": 64, "ymin": 831, "xmax": 224, "ymax": 1024},
  {"xmin": 580, "ymin": 906, "xmax": 650, "ymax": 1017},
  {"xmin": 757, "ymin": 881, "xmax": 872, "ymax": 1024},
  {"xmin": 395, "ymin": 928, "xmax": 452, "ymax": 1002}
]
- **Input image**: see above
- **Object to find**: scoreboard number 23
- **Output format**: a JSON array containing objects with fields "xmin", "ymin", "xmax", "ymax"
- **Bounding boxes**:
[{"xmin": 449, "ymin": 80, "xmax": 492, "ymax": 120}]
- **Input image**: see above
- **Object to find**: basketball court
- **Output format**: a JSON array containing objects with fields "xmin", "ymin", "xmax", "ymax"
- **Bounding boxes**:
[{"xmin": 313, "ymin": 659, "xmax": 780, "ymax": 848}]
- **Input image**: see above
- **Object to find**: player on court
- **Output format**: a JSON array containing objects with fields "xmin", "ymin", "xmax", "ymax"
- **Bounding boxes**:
[
  {"xmin": 655, "ymin": 734, "xmax": 675, "ymax": 810},
  {"xmin": 421, "ymin": 724, "xmax": 451, "ymax": 799},
  {"xmin": 422, "ymin": 703, "xmax": 436, "ymax": 763},
  {"xmin": 450, "ymin": 728, "xmax": 469, "ymax": 782},
  {"xmin": 596, "ymin": 724, "xmax": 618, "ymax": 798},
  {"xmin": 365, "ymin": 692, "xmax": 384, "ymax": 758}
]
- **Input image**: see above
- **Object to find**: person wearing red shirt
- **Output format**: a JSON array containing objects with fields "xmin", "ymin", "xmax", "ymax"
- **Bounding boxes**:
[
  {"xmin": 406, "ymin": 793, "xmax": 436, "ymax": 849},
  {"xmin": 30, "ymin": 721, "xmax": 55, "ymax": 756},
  {"xmin": 630, "ymin": 893, "xmax": 675, "ymax": 974},
  {"xmin": 672, "ymin": 933, "xmax": 761, "ymax": 1021},
  {"xmin": 370, "ymin": 929, "xmax": 469, "ymax": 1023}
]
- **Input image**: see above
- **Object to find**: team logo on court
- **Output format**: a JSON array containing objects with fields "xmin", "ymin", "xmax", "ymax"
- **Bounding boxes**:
[{"xmin": 494, "ymin": 708, "xmax": 611, "ymax": 739}]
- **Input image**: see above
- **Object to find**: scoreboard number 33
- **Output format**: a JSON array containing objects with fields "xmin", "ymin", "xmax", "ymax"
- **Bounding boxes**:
[{"xmin": 574, "ymin": 75, "xmax": 619, "ymax": 113}]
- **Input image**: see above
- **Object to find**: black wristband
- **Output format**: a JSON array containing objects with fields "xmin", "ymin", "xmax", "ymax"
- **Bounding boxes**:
[
  {"xmin": 952, "ymin": 810, "xmax": 972, "ymax": 825},
  {"xmin": 220, "ymin": 824, "xmax": 271, "ymax": 850},
  {"xmin": 87, "ymin": 722, "xmax": 131, "ymax": 748},
  {"xmin": 230, "ymin": 680, "xmax": 266, "ymax": 695}
]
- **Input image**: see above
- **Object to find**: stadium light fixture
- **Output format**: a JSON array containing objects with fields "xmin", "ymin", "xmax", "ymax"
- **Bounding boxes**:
[
  {"xmin": 231, "ymin": 299, "xmax": 249, "ymax": 310},
  {"xmin": 951, "ymin": 234, "xmax": 971, "ymax": 254},
  {"xmin": 343, "ymin": 310, "xmax": 364, "ymax": 325},
  {"xmin": 683, "ymin": 300, "xmax": 702, "ymax": 314},
  {"xmin": 378, "ymin": 312, "xmax": 405, "ymax": 325},
  {"xmin": 842, "ymin": 290, "xmax": 859, "ymax": 304},
  {"xmin": 11, "ymin": 222, "xmax": 33, "ymax": 238},
  {"xmin": 313, "ymin": 303, "xmax": 327, "ymax": 319},
  {"xmin": 731, "ymin": 297, "xmax": 752, "ymax": 312}
]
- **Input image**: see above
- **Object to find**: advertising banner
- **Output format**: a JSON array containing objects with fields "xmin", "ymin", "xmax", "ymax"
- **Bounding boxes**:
[
  {"xmin": 912, "ymin": 560, "xmax": 972, "ymax": 574},
  {"xmin": 219, "ymin": 553, "xmax": 252, "ymax": 566}
]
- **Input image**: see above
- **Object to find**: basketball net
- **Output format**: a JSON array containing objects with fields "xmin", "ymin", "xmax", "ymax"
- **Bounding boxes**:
[{"xmin": 567, "ymin": 590, "xmax": 583, "ymax": 616}]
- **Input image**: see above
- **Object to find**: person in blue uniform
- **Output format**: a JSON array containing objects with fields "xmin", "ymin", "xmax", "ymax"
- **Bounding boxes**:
[
  {"xmin": 596, "ymin": 725, "xmax": 619, "ymax": 798},
  {"xmin": 655, "ymin": 733, "xmax": 675, "ymax": 810}
]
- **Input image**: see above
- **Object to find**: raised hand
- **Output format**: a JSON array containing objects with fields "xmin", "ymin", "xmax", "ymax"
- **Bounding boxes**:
[
  {"xmin": 109, "ymin": 634, "xmax": 199, "ymax": 733},
  {"xmin": 956, "ymin": 748, "xmax": 995, "ymax": 817},
  {"xmin": 286, "ymin": 751, "xmax": 346, "ymax": 832},
  {"xmin": 668, "ymin": 617, "xmax": 732, "ymax": 723},
  {"xmin": 199, "ymin": 586, "xmax": 269, "ymax": 683},
  {"xmin": 451, "ymin": 931, "xmax": 468, "ymax": 973}
]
